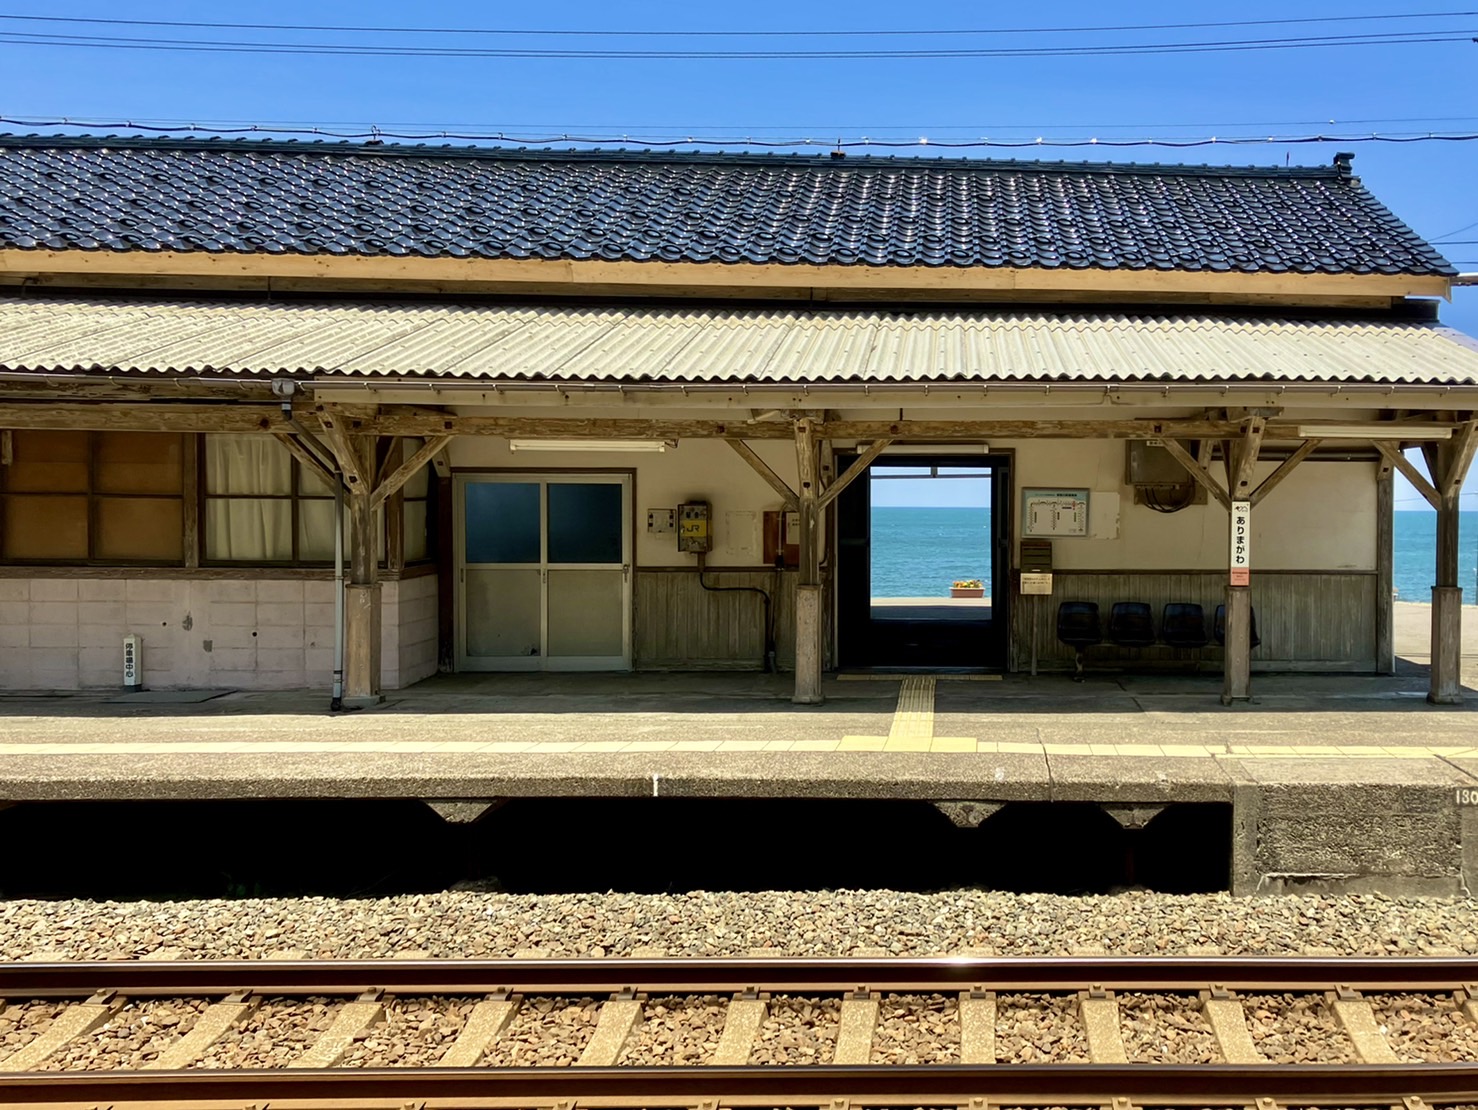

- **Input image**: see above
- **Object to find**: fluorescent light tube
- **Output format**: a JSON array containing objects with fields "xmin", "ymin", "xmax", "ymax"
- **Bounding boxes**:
[
  {"xmin": 508, "ymin": 438, "xmax": 674, "ymax": 452},
  {"xmin": 1295, "ymin": 425, "xmax": 1452, "ymax": 441}
]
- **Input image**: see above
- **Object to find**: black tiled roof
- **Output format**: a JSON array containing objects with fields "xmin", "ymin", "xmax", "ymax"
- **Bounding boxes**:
[{"xmin": 0, "ymin": 135, "xmax": 1455, "ymax": 276}]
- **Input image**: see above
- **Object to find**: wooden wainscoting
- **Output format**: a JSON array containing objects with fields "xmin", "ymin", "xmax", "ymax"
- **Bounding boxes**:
[
  {"xmin": 1011, "ymin": 570, "xmax": 1379, "ymax": 673},
  {"xmin": 634, "ymin": 568, "xmax": 796, "ymax": 671}
]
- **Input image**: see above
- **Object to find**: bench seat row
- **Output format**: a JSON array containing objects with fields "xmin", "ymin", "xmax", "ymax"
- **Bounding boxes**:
[{"xmin": 1055, "ymin": 601, "xmax": 1259, "ymax": 680}]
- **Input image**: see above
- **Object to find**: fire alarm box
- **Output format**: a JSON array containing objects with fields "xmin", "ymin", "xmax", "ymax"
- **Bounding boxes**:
[
  {"xmin": 762, "ymin": 509, "xmax": 800, "ymax": 567},
  {"xmin": 678, "ymin": 501, "xmax": 712, "ymax": 553}
]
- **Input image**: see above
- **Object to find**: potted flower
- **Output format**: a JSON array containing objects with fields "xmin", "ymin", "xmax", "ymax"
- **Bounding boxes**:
[{"xmin": 950, "ymin": 579, "xmax": 985, "ymax": 599}]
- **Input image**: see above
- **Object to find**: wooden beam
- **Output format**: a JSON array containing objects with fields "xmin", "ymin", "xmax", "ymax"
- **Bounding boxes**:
[
  {"xmin": 725, "ymin": 439, "xmax": 798, "ymax": 510},
  {"xmin": 366, "ymin": 413, "xmax": 1263, "ymax": 441},
  {"xmin": 273, "ymin": 431, "xmax": 341, "ymax": 492},
  {"xmin": 0, "ymin": 403, "xmax": 281, "ymax": 433},
  {"xmin": 316, "ymin": 412, "xmax": 370, "ymax": 491},
  {"xmin": 1228, "ymin": 417, "xmax": 1266, "ymax": 501},
  {"xmin": 1159, "ymin": 437, "xmax": 1231, "ymax": 510},
  {"xmin": 370, "ymin": 434, "xmax": 453, "ymax": 511},
  {"xmin": 1373, "ymin": 442, "xmax": 1441, "ymax": 509},
  {"xmin": 817, "ymin": 438, "xmax": 893, "ymax": 512},
  {"xmin": 1249, "ymin": 439, "xmax": 1320, "ymax": 508},
  {"xmin": 0, "ymin": 247, "xmax": 1450, "ymax": 301}
]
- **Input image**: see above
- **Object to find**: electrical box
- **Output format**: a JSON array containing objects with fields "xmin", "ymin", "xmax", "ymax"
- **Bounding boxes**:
[
  {"xmin": 1126, "ymin": 440, "xmax": 1206, "ymax": 507},
  {"xmin": 678, "ymin": 501, "xmax": 712, "ymax": 553}
]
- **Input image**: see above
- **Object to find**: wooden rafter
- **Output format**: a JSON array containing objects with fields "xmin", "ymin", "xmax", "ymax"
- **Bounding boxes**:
[
  {"xmin": 724, "ymin": 439, "xmax": 798, "ymax": 510},
  {"xmin": 1249, "ymin": 438, "xmax": 1321, "ymax": 508},
  {"xmin": 817, "ymin": 438, "xmax": 893, "ymax": 512},
  {"xmin": 1158, "ymin": 437, "xmax": 1231, "ymax": 510},
  {"xmin": 370, "ymin": 434, "xmax": 453, "ymax": 510}
]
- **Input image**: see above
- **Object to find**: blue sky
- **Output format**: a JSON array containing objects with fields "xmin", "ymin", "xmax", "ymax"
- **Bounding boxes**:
[{"xmin": 0, "ymin": 1, "xmax": 1474, "ymax": 510}]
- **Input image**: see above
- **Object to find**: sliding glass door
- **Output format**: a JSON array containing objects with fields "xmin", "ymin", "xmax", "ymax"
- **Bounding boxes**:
[{"xmin": 455, "ymin": 474, "xmax": 631, "ymax": 671}]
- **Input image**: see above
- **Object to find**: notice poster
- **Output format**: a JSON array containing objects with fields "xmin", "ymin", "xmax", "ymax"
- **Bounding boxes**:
[
  {"xmin": 1021, "ymin": 489, "xmax": 1089, "ymax": 537},
  {"xmin": 1229, "ymin": 500, "xmax": 1251, "ymax": 586}
]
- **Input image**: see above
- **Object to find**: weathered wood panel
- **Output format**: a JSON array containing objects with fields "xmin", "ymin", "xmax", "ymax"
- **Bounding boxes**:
[
  {"xmin": 635, "ymin": 569, "xmax": 795, "ymax": 671},
  {"xmin": 1010, "ymin": 571, "xmax": 1378, "ymax": 673}
]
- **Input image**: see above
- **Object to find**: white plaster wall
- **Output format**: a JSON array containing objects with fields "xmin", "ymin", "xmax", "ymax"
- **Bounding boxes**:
[
  {"xmin": 0, "ymin": 576, "xmax": 435, "ymax": 692},
  {"xmin": 449, "ymin": 437, "xmax": 798, "ymax": 569},
  {"xmin": 1003, "ymin": 438, "xmax": 1376, "ymax": 571}
]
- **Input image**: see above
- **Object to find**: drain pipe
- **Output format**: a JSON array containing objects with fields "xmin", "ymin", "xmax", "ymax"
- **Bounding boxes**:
[{"xmin": 331, "ymin": 472, "xmax": 345, "ymax": 712}]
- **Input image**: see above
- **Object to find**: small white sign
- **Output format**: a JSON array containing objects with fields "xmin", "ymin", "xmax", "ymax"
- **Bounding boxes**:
[
  {"xmin": 1229, "ymin": 500, "xmax": 1251, "ymax": 586},
  {"xmin": 1021, "ymin": 572, "xmax": 1054, "ymax": 595}
]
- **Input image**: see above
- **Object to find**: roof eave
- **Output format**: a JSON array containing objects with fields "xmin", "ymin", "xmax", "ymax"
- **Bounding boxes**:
[{"xmin": 0, "ymin": 249, "xmax": 1452, "ymax": 304}]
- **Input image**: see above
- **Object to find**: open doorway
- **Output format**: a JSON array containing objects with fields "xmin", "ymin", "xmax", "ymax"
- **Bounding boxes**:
[{"xmin": 836, "ymin": 452, "xmax": 1011, "ymax": 670}]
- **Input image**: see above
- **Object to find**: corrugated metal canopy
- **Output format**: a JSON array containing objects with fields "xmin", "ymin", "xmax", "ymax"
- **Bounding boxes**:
[{"xmin": 2, "ymin": 296, "xmax": 1478, "ymax": 387}]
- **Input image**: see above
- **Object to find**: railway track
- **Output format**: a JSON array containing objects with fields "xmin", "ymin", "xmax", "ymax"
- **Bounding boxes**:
[{"xmin": 3, "ymin": 955, "xmax": 1478, "ymax": 1109}]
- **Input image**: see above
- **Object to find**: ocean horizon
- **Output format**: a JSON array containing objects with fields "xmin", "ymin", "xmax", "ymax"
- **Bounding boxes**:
[{"xmin": 869, "ymin": 506, "xmax": 1478, "ymax": 601}]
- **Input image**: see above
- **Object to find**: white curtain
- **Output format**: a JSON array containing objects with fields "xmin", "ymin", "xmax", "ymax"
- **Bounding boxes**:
[{"xmin": 204, "ymin": 435, "xmax": 292, "ymax": 560}]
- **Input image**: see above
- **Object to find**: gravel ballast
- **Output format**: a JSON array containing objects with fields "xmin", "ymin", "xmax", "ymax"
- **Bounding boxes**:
[{"xmin": 0, "ymin": 890, "xmax": 1474, "ymax": 962}]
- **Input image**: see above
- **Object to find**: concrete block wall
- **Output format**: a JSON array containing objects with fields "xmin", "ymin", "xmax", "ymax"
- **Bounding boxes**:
[
  {"xmin": 0, "ymin": 575, "xmax": 438, "ymax": 692},
  {"xmin": 384, "ymin": 573, "xmax": 438, "ymax": 688}
]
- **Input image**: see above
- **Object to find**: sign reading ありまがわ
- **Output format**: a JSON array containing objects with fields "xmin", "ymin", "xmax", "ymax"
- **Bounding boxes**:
[{"xmin": 1229, "ymin": 500, "xmax": 1251, "ymax": 586}]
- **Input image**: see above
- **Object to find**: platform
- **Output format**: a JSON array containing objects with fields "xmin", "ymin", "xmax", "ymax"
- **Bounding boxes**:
[{"xmin": 2, "ymin": 612, "xmax": 1478, "ymax": 898}]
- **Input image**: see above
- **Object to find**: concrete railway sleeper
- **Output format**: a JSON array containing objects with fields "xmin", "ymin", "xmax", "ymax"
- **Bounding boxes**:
[{"xmin": 2, "ymin": 958, "xmax": 1478, "ymax": 1107}]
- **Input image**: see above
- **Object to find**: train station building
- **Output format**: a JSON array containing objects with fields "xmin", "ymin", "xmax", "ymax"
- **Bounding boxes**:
[{"xmin": 0, "ymin": 135, "xmax": 1473, "ymax": 706}]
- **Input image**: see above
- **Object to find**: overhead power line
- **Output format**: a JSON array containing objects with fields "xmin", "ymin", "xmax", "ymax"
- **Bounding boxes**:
[
  {"xmin": 0, "ymin": 27, "xmax": 1472, "ymax": 60},
  {"xmin": 0, "ymin": 9, "xmax": 1471, "ymax": 38}
]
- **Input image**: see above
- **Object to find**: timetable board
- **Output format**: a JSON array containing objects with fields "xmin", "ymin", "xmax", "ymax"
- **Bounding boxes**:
[{"xmin": 1021, "ymin": 489, "xmax": 1089, "ymax": 537}]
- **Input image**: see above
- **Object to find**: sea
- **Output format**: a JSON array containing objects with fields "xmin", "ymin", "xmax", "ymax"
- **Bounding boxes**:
[{"xmin": 869, "ymin": 506, "xmax": 1478, "ymax": 601}]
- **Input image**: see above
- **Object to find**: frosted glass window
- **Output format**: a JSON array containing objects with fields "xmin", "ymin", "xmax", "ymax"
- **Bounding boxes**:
[
  {"xmin": 205, "ymin": 434, "xmax": 291, "ymax": 495},
  {"xmin": 465, "ymin": 482, "xmax": 540, "ymax": 563},
  {"xmin": 206, "ymin": 500, "xmax": 291, "ymax": 561},
  {"xmin": 1, "ymin": 495, "xmax": 88, "ymax": 560},
  {"xmin": 548, "ymin": 483, "xmax": 622, "ymax": 564},
  {"xmin": 547, "ymin": 569, "xmax": 624, "ymax": 657},
  {"xmin": 466, "ymin": 569, "xmax": 542, "ymax": 658}
]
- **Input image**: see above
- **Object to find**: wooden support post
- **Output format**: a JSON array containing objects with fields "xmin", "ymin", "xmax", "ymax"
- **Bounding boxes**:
[
  {"xmin": 1424, "ymin": 421, "xmax": 1475, "ymax": 705},
  {"xmin": 344, "ymin": 433, "xmax": 382, "ymax": 706},
  {"xmin": 1222, "ymin": 420, "xmax": 1263, "ymax": 705},
  {"xmin": 793, "ymin": 418, "xmax": 824, "ymax": 705},
  {"xmin": 1376, "ymin": 463, "xmax": 1395, "ymax": 675}
]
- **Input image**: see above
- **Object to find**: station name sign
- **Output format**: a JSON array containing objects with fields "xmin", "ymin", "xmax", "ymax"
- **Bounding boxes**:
[{"xmin": 1229, "ymin": 500, "xmax": 1251, "ymax": 586}]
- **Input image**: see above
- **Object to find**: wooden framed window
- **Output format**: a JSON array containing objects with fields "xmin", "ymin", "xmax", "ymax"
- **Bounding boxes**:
[
  {"xmin": 0, "ymin": 431, "xmax": 185, "ymax": 564},
  {"xmin": 204, "ymin": 433, "xmax": 347, "ymax": 563}
]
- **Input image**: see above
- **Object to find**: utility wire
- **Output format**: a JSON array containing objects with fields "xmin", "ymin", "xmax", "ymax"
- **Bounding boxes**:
[
  {"xmin": 0, "ymin": 9, "xmax": 1471, "ymax": 38},
  {"xmin": 0, "ymin": 27, "xmax": 1471, "ymax": 60}
]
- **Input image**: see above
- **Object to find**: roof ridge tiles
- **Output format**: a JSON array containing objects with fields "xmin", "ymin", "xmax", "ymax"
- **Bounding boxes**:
[{"xmin": 0, "ymin": 131, "xmax": 1348, "ymax": 179}]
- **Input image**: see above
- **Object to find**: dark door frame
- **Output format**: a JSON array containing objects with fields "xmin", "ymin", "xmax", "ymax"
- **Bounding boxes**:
[{"xmin": 834, "ymin": 450, "xmax": 1012, "ymax": 670}]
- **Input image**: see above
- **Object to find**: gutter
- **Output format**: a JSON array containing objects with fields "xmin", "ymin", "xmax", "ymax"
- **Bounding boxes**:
[{"xmin": 1454, "ymin": 273, "xmax": 1478, "ymax": 286}]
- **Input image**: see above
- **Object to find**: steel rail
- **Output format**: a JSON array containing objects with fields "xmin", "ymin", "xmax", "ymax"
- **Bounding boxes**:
[
  {"xmin": 5, "ymin": 1062, "xmax": 1478, "ymax": 1109},
  {"xmin": 4, "ymin": 955, "xmax": 1478, "ymax": 997}
]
